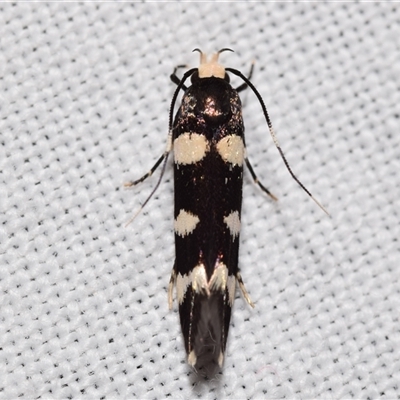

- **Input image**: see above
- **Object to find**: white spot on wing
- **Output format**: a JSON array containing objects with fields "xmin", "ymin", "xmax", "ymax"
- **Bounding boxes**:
[
  {"xmin": 176, "ymin": 272, "xmax": 192, "ymax": 305},
  {"xmin": 174, "ymin": 209, "xmax": 200, "ymax": 237},
  {"xmin": 172, "ymin": 262, "xmax": 239, "ymax": 307},
  {"xmin": 174, "ymin": 133, "xmax": 209, "ymax": 165},
  {"xmin": 224, "ymin": 210, "xmax": 241, "ymax": 238},
  {"xmin": 209, "ymin": 262, "xmax": 237, "ymax": 306},
  {"xmin": 191, "ymin": 264, "xmax": 209, "ymax": 295},
  {"xmin": 216, "ymin": 135, "xmax": 244, "ymax": 166},
  {"xmin": 209, "ymin": 262, "xmax": 228, "ymax": 293}
]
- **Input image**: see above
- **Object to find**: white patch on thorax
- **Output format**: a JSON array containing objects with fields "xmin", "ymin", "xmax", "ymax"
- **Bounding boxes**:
[
  {"xmin": 174, "ymin": 209, "xmax": 200, "ymax": 237},
  {"xmin": 198, "ymin": 52, "xmax": 225, "ymax": 79},
  {"xmin": 216, "ymin": 135, "xmax": 244, "ymax": 166},
  {"xmin": 174, "ymin": 132, "xmax": 209, "ymax": 165},
  {"xmin": 224, "ymin": 210, "xmax": 241, "ymax": 238}
]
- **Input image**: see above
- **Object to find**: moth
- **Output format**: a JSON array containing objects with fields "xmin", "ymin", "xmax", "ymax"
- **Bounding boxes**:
[{"xmin": 126, "ymin": 49, "xmax": 326, "ymax": 372}]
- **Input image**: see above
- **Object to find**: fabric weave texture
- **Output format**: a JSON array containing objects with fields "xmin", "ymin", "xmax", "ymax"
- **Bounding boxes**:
[{"xmin": 0, "ymin": 3, "xmax": 399, "ymax": 399}]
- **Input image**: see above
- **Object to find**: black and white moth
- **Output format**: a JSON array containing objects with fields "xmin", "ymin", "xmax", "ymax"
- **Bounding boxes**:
[{"xmin": 126, "ymin": 49, "xmax": 326, "ymax": 372}]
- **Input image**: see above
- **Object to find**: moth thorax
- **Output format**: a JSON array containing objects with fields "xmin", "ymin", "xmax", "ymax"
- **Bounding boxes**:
[{"xmin": 198, "ymin": 52, "xmax": 225, "ymax": 79}]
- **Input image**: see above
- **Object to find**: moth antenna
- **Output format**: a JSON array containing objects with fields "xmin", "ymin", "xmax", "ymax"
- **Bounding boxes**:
[
  {"xmin": 226, "ymin": 67, "xmax": 329, "ymax": 216},
  {"xmin": 218, "ymin": 47, "xmax": 234, "ymax": 55}
]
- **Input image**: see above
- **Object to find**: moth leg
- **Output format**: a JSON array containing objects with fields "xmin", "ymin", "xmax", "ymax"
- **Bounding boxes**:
[
  {"xmin": 245, "ymin": 156, "xmax": 278, "ymax": 201},
  {"xmin": 125, "ymin": 129, "xmax": 172, "ymax": 188},
  {"xmin": 170, "ymin": 64, "xmax": 189, "ymax": 91},
  {"xmin": 124, "ymin": 153, "xmax": 166, "ymax": 188},
  {"xmin": 236, "ymin": 272, "xmax": 254, "ymax": 308},
  {"xmin": 168, "ymin": 267, "xmax": 177, "ymax": 310},
  {"xmin": 124, "ymin": 132, "xmax": 172, "ymax": 224},
  {"xmin": 235, "ymin": 62, "xmax": 254, "ymax": 93}
]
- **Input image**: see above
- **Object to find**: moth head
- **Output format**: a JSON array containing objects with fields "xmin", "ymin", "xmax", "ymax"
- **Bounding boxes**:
[{"xmin": 193, "ymin": 48, "xmax": 232, "ymax": 81}]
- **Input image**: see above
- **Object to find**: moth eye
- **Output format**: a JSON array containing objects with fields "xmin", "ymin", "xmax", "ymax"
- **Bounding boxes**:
[{"xmin": 191, "ymin": 71, "xmax": 200, "ymax": 84}]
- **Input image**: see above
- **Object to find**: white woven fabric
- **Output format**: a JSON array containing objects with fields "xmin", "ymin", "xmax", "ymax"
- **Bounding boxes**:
[{"xmin": 1, "ymin": 3, "xmax": 399, "ymax": 399}]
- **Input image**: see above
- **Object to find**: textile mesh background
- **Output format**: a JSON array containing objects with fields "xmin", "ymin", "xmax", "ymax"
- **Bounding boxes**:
[{"xmin": 0, "ymin": 3, "xmax": 399, "ymax": 399}]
